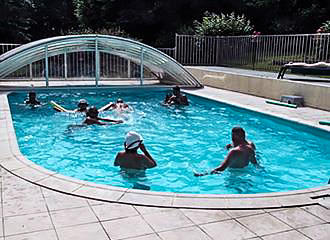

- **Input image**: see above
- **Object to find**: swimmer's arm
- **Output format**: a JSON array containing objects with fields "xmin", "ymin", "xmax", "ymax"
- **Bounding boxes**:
[
  {"xmin": 140, "ymin": 144, "xmax": 157, "ymax": 168},
  {"xmin": 182, "ymin": 95, "xmax": 189, "ymax": 105},
  {"xmin": 250, "ymin": 151, "xmax": 258, "ymax": 165},
  {"xmin": 210, "ymin": 150, "xmax": 234, "ymax": 174},
  {"xmin": 98, "ymin": 102, "xmax": 114, "ymax": 112},
  {"xmin": 194, "ymin": 150, "xmax": 235, "ymax": 177},
  {"xmin": 250, "ymin": 141, "xmax": 256, "ymax": 150},
  {"xmin": 84, "ymin": 118, "xmax": 107, "ymax": 125},
  {"xmin": 114, "ymin": 154, "xmax": 121, "ymax": 166},
  {"xmin": 97, "ymin": 117, "xmax": 123, "ymax": 124},
  {"xmin": 225, "ymin": 143, "xmax": 233, "ymax": 150}
]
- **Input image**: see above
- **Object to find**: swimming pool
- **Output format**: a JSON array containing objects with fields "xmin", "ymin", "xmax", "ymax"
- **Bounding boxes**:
[{"xmin": 8, "ymin": 88, "xmax": 330, "ymax": 194}]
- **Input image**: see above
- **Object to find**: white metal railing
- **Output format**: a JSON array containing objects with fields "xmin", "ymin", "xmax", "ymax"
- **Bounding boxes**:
[
  {"xmin": 0, "ymin": 43, "xmax": 21, "ymax": 55},
  {"xmin": 175, "ymin": 33, "xmax": 330, "ymax": 71},
  {"xmin": 2, "ymin": 33, "xmax": 330, "ymax": 75},
  {"xmin": 0, "ymin": 44, "xmax": 153, "ymax": 81},
  {"xmin": 158, "ymin": 47, "xmax": 176, "ymax": 59}
]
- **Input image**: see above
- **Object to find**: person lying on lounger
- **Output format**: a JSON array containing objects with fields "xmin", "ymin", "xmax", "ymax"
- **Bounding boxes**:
[
  {"xmin": 83, "ymin": 106, "xmax": 123, "ymax": 125},
  {"xmin": 194, "ymin": 127, "xmax": 256, "ymax": 177}
]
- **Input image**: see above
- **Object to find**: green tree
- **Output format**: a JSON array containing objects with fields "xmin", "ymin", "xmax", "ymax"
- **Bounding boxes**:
[
  {"xmin": 0, "ymin": 0, "xmax": 33, "ymax": 43},
  {"xmin": 194, "ymin": 12, "xmax": 254, "ymax": 36},
  {"xmin": 318, "ymin": 20, "xmax": 330, "ymax": 33},
  {"xmin": 29, "ymin": 0, "xmax": 77, "ymax": 40}
]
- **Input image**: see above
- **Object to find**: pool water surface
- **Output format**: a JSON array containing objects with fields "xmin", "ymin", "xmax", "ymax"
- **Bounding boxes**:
[{"xmin": 8, "ymin": 88, "xmax": 330, "ymax": 194}]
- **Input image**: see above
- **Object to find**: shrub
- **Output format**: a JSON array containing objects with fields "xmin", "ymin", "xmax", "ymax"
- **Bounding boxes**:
[
  {"xmin": 318, "ymin": 20, "xmax": 330, "ymax": 33},
  {"xmin": 63, "ymin": 27, "xmax": 140, "ymax": 41},
  {"xmin": 194, "ymin": 12, "xmax": 254, "ymax": 36}
]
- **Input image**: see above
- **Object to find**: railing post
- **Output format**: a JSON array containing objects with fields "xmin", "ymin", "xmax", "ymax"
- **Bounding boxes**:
[
  {"xmin": 95, "ymin": 37, "xmax": 100, "ymax": 87},
  {"xmin": 29, "ymin": 63, "xmax": 33, "ymax": 81},
  {"xmin": 174, "ymin": 33, "xmax": 178, "ymax": 60},
  {"xmin": 140, "ymin": 48, "xmax": 144, "ymax": 85},
  {"xmin": 45, "ymin": 45, "xmax": 49, "ymax": 87},
  {"xmin": 64, "ymin": 51, "xmax": 68, "ymax": 80},
  {"xmin": 216, "ymin": 36, "xmax": 220, "ymax": 66},
  {"xmin": 127, "ymin": 60, "xmax": 131, "ymax": 78}
]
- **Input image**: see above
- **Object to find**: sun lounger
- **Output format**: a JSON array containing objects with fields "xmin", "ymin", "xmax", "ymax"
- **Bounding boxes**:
[{"xmin": 277, "ymin": 62, "xmax": 330, "ymax": 79}]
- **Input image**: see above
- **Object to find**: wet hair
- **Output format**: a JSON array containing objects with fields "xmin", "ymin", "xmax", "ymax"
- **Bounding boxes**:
[
  {"xmin": 125, "ymin": 146, "xmax": 139, "ymax": 153},
  {"xmin": 173, "ymin": 86, "xmax": 180, "ymax": 92},
  {"xmin": 28, "ymin": 92, "xmax": 36, "ymax": 98},
  {"xmin": 232, "ymin": 126, "xmax": 246, "ymax": 139},
  {"xmin": 78, "ymin": 99, "xmax": 88, "ymax": 107},
  {"xmin": 86, "ymin": 106, "xmax": 98, "ymax": 118}
]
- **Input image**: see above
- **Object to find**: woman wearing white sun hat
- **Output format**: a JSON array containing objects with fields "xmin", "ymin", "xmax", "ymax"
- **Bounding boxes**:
[{"xmin": 114, "ymin": 131, "xmax": 156, "ymax": 170}]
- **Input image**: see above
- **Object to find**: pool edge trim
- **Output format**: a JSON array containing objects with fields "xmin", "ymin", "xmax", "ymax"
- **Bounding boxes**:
[{"xmin": 1, "ymin": 90, "xmax": 329, "ymax": 209}]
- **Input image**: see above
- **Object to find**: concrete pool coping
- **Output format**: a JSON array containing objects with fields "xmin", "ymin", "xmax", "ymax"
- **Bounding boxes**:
[{"xmin": 0, "ymin": 87, "xmax": 330, "ymax": 209}]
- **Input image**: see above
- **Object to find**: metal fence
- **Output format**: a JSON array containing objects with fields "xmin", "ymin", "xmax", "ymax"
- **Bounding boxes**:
[
  {"xmin": 0, "ymin": 43, "xmax": 21, "ymax": 55},
  {"xmin": 1, "ymin": 46, "xmax": 153, "ymax": 81},
  {"xmin": 2, "ymin": 33, "xmax": 330, "ymax": 77},
  {"xmin": 175, "ymin": 33, "xmax": 330, "ymax": 71},
  {"xmin": 158, "ymin": 48, "xmax": 176, "ymax": 59}
]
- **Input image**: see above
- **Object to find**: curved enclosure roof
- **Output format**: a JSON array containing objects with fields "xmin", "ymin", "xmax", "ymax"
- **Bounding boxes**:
[{"xmin": 0, "ymin": 35, "xmax": 202, "ymax": 87}]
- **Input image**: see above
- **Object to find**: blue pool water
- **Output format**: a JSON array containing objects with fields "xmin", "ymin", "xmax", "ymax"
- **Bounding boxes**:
[{"xmin": 8, "ymin": 88, "xmax": 330, "ymax": 194}]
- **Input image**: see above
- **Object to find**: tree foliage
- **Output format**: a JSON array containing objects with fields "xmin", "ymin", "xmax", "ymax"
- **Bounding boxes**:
[
  {"xmin": 1, "ymin": 0, "xmax": 330, "ymax": 46},
  {"xmin": 194, "ymin": 12, "xmax": 254, "ymax": 36},
  {"xmin": 319, "ymin": 20, "xmax": 330, "ymax": 33},
  {"xmin": 0, "ymin": 0, "xmax": 33, "ymax": 43}
]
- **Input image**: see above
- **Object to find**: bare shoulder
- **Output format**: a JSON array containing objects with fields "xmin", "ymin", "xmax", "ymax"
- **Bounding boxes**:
[{"xmin": 228, "ymin": 147, "xmax": 241, "ymax": 156}]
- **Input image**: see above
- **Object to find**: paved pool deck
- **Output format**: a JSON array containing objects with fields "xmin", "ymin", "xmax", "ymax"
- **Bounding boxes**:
[{"xmin": 0, "ymin": 85, "xmax": 329, "ymax": 239}]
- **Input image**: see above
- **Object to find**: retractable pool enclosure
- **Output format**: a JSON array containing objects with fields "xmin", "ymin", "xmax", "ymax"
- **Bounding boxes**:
[{"xmin": 0, "ymin": 35, "xmax": 202, "ymax": 88}]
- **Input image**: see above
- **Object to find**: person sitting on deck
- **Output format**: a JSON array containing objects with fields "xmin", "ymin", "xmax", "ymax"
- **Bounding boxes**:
[
  {"xmin": 114, "ymin": 131, "xmax": 157, "ymax": 170},
  {"xmin": 74, "ymin": 99, "xmax": 89, "ymax": 113},
  {"xmin": 99, "ymin": 98, "xmax": 132, "ymax": 112},
  {"xmin": 83, "ymin": 106, "xmax": 123, "ymax": 125},
  {"xmin": 194, "ymin": 127, "xmax": 256, "ymax": 176},
  {"xmin": 25, "ymin": 92, "xmax": 41, "ymax": 106},
  {"xmin": 163, "ymin": 86, "xmax": 189, "ymax": 106}
]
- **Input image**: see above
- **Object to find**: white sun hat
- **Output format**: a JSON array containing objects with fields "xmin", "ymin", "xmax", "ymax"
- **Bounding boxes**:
[{"xmin": 125, "ymin": 131, "xmax": 143, "ymax": 149}]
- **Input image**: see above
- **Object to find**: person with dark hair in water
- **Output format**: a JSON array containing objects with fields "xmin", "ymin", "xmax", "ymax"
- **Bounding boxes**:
[
  {"xmin": 83, "ymin": 106, "xmax": 123, "ymax": 125},
  {"xmin": 163, "ymin": 86, "xmax": 189, "ymax": 106},
  {"xmin": 74, "ymin": 99, "xmax": 89, "ymax": 113},
  {"xmin": 194, "ymin": 127, "xmax": 256, "ymax": 176},
  {"xmin": 25, "ymin": 92, "xmax": 41, "ymax": 106},
  {"xmin": 114, "ymin": 131, "xmax": 156, "ymax": 170}
]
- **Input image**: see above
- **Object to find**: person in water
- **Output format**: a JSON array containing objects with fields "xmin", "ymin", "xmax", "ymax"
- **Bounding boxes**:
[
  {"xmin": 74, "ymin": 99, "xmax": 89, "ymax": 113},
  {"xmin": 99, "ymin": 98, "xmax": 132, "ymax": 112},
  {"xmin": 83, "ymin": 106, "xmax": 123, "ymax": 125},
  {"xmin": 114, "ymin": 131, "xmax": 156, "ymax": 170},
  {"xmin": 25, "ymin": 92, "xmax": 41, "ymax": 105},
  {"xmin": 164, "ymin": 86, "xmax": 189, "ymax": 106},
  {"xmin": 194, "ymin": 127, "xmax": 256, "ymax": 176}
]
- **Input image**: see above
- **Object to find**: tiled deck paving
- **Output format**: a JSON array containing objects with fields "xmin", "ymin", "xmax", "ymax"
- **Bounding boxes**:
[
  {"xmin": 0, "ymin": 169, "xmax": 329, "ymax": 240},
  {"xmin": 0, "ymin": 85, "xmax": 330, "ymax": 239}
]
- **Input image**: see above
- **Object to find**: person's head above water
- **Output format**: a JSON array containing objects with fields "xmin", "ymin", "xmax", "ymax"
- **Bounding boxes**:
[
  {"xmin": 78, "ymin": 99, "xmax": 88, "ymax": 108},
  {"xmin": 28, "ymin": 92, "xmax": 37, "ymax": 99},
  {"xmin": 25, "ymin": 91, "xmax": 40, "ymax": 105},
  {"xmin": 231, "ymin": 126, "xmax": 246, "ymax": 143},
  {"xmin": 116, "ymin": 98, "xmax": 124, "ymax": 104},
  {"xmin": 124, "ymin": 131, "xmax": 143, "ymax": 152},
  {"xmin": 86, "ymin": 106, "xmax": 99, "ymax": 118},
  {"xmin": 173, "ymin": 86, "xmax": 181, "ymax": 96}
]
